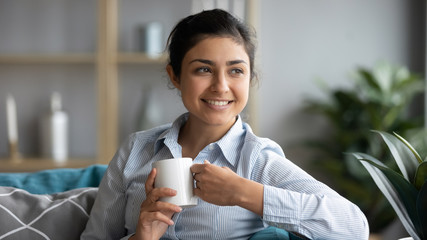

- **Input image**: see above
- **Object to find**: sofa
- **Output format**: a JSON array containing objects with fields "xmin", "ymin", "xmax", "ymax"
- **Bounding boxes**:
[{"xmin": 0, "ymin": 165, "xmax": 303, "ymax": 240}]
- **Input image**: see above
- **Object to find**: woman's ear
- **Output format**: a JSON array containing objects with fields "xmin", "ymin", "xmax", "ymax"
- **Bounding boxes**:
[{"xmin": 166, "ymin": 64, "xmax": 181, "ymax": 90}]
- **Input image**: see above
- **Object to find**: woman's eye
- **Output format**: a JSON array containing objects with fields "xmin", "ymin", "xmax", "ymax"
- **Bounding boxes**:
[
  {"xmin": 196, "ymin": 67, "xmax": 211, "ymax": 73},
  {"xmin": 230, "ymin": 68, "xmax": 244, "ymax": 75}
]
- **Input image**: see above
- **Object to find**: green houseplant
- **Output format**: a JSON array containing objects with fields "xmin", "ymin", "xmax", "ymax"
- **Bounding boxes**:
[
  {"xmin": 302, "ymin": 62, "xmax": 424, "ymax": 232},
  {"xmin": 351, "ymin": 131, "xmax": 427, "ymax": 240}
]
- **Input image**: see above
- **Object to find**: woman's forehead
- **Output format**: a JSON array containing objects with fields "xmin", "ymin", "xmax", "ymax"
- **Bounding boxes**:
[{"xmin": 183, "ymin": 37, "xmax": 249, "ymax": 64}]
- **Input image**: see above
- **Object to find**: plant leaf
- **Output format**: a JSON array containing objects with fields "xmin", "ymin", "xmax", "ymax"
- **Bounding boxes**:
[
  {"xmin": 417, "ymin": 181, "xmax": 427, "ymax": 239},
  {"xmin": 415, "ymin": 162, "xmax": 427, "ymax": 190},
  {"xmin": 351, "ymin": 152, "xmax": 420, "ymax": 239},
  {"xmin": 357, "ymin": 68, "xmax": 382, "ymax": 91},
  {"xmin": 394, "ymin": 131, "xmax": 423, "ymax": 163},
  {"xmin": 360, "ymin": 158, "xmax": 422, "ymax": 238},
  {"xmin": 373, "ymin": 130, "xmax": 419, "ymax": 182}
]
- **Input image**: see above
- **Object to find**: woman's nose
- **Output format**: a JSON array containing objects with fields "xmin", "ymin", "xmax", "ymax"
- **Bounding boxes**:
[{"xmin": 210, "ymin": 72, "xmax": 230, "ymax": 93}]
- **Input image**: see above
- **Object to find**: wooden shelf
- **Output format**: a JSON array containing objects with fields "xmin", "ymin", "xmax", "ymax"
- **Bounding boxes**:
[
  {"xmin": 0, "ymin": 1, "xmax": 258, "ymax": 172},
  {"xmin": 0, "ymin": 54, "xmax": 95, "ymax": 64},
  {"xmin": 0, "ymin": 158, "xmax": 97, "ymax": 172},
  {"xmin": 0, "ymin": 1, "xmax": 170, "ymax": 172},
  {"xmin": 0, "ymin": 53, "xmax": 166, "ymax": 64}
]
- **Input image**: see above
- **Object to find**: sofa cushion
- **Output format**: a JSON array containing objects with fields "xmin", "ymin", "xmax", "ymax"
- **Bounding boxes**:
[
  {"xmin": 249, "ymin": 226, "xmax": 290, "ymax": 240},
  {"xmin": 0, "ymin": 164, "xmax": 107, "ymax": 194},
  {"xmin": 0, "ymin": 186, "xmax": 97, "ymax": 240}
]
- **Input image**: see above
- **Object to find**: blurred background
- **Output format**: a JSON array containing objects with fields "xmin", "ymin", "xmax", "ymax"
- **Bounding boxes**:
[{"xmin": 0, "ymin": 0, "xmax": 425, "ymax": 238}]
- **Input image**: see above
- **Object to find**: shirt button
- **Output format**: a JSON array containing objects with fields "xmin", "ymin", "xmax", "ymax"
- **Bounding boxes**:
[{"xmin": 208, "ymin": 144, "xmax": 215, "ymax": 151}]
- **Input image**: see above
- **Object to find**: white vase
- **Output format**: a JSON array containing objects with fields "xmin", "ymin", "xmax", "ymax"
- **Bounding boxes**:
[{"xmin": 40, "ymin": 92, "xmax": 68, "ymax": 162}]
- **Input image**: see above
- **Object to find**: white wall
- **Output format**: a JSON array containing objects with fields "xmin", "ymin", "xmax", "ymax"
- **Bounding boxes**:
[
  {"xmin": 0, "ymin": 0, "xmax": 424, "ymax": 161},
  {"xmin": 256, "ymin": 0, "xmax": 425, "ymax": 166}
]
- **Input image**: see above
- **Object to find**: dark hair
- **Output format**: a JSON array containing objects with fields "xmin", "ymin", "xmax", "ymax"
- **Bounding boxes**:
[{"xmin": 167, "ymin": 9, "xmax": 257, "ymax": 82}]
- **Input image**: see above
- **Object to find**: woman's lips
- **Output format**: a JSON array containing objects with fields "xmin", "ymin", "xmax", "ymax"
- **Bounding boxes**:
[{"xmin": 205, "ymin": 100, "xmax": 231, "ymax": 106}]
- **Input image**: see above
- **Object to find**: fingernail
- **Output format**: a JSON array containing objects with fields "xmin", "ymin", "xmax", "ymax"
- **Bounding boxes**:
[
  {"xmin": 169, "ymin": 220, "xmax": 174, "ymax": 225},
  {"xmin": 176, "ymin": 207, "xmax": 182, "ymax": 212}
]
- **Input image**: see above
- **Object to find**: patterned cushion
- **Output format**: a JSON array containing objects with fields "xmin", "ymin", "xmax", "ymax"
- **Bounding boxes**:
[{"xmin": 0, "ymin": 186, "xmax": 97, "ymax": 239}]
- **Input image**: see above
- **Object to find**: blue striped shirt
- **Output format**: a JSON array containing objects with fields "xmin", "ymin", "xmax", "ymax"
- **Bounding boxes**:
[{"xmin": 81, "ymin": 113, "xmax": 369, "ymax": 240}]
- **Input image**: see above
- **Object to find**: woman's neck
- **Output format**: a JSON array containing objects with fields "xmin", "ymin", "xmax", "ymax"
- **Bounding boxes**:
[{"xmin": 178, "ymin": 115, "xmax": 236, "ymax": 159}]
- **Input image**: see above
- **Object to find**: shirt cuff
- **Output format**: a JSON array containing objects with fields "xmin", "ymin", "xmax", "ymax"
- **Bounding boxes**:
[{"xmin": 262, "ymin": 185, "xmax": 301, "ymax": 231}]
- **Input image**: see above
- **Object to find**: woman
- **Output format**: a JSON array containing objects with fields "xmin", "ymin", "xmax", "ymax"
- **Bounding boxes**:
[{"xmin": 82, "ymin": 9, "xmax": 369, "ymax": 240}]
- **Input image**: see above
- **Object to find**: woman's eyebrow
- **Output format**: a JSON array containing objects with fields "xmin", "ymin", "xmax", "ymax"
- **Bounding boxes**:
[
  {"xmin": 189, "ymin": 59, "xmax": 247, "ymax": 66},
  {"xmin": 226, "ymin": 60, "xmax": 247, "ymax": 66},
  {"xmin": 189, "ymin": 59, "xmax": 214, "ymax": 65}
]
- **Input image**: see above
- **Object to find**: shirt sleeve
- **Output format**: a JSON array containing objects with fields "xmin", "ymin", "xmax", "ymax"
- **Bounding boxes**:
[
  {"xmin": 252, "ymin": 143, "xmax": 369, "ymax": 240},
  {"xmin": 81, "ymin": 136, "xmax": 134, "ymax": 240}
]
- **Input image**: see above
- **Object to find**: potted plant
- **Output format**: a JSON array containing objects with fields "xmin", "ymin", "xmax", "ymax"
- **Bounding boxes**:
[
  {"xmin": 351, "ymin": 131, "xmax": 427, "ymax": 240},
  {"xmin": 302, "ymin": 62, "xmax": 424, "ymax": 232}
]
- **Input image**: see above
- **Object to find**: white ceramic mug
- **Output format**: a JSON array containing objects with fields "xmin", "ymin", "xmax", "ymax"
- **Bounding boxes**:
[{"xmin": 152, "ymin": 157, "xmax": 198, "ymax": 208}]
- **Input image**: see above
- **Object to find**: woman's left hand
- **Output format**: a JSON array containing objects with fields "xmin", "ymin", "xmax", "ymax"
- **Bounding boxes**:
[
  {"xmin": 190, "ymin": 160, "xmax": 244, "ymax": 206},
  {"xmin": 191, "ymin": 160, "xmax": 264, "ymax": 216}
]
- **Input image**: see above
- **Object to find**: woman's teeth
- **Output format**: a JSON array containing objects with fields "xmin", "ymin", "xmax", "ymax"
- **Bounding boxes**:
[{"xmin": 206, "ymin": 100, "xmax": 229, "ymax": 106}]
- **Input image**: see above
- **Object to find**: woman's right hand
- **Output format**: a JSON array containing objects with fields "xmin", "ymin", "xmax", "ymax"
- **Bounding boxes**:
[{"xmin": 130, "ymin": 168, "xmax": 182, "ymax": 240}]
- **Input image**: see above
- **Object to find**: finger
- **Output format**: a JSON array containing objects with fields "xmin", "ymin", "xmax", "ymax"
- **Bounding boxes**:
[
  {"xmin": 190, "ymin": 164, "xmax": 205, "ymax": 174},
  {"xmin": 141, "ymin": 199, "xmax": 182, "ymax": 214},
  {"xmin": 193, "ymin": 173, "xmax": 200, "ymax": 181},
  {"xmin": 153, "ymin": 201, "xmax": 183, "ymax": 213},
  {"xmin": 141, "ymin": 211, "xmax": 175, "ymax": 226},
  {"xmin": 204, "ymin": 160, "xmax": 211, "ymax": 164},
  {"xmin": 147, "ymin": 187, "xmax": 177, "ymax": 203},
  {"xmin": 193, "ymin": 187, "xmax": 203, "ymax": 198},
  {"xmin": 145, "ymin": 168, "xmax": 157, "ymax": 194}
]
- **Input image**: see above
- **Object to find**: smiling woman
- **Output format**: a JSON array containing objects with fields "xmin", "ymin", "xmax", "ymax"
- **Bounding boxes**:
[
  {"xmin": 168, "ymin": 37, "xmax": 251, "ymax": 142},
  {"xmin": 81, "ymin": 9, "xmax": 370, "ymax": 240}
]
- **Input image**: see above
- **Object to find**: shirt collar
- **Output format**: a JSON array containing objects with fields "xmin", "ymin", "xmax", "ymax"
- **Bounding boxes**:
[
  {"xmin": 154, "ymin": 113, "xmax": 246, "ymax": 167},
  {"xmin": 215, "ymin": 115, "xmax": 246, "ymax": 167},
  {"xmin": 154, "ymin": 113, "xmax": 188, "ymax": 156}
]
